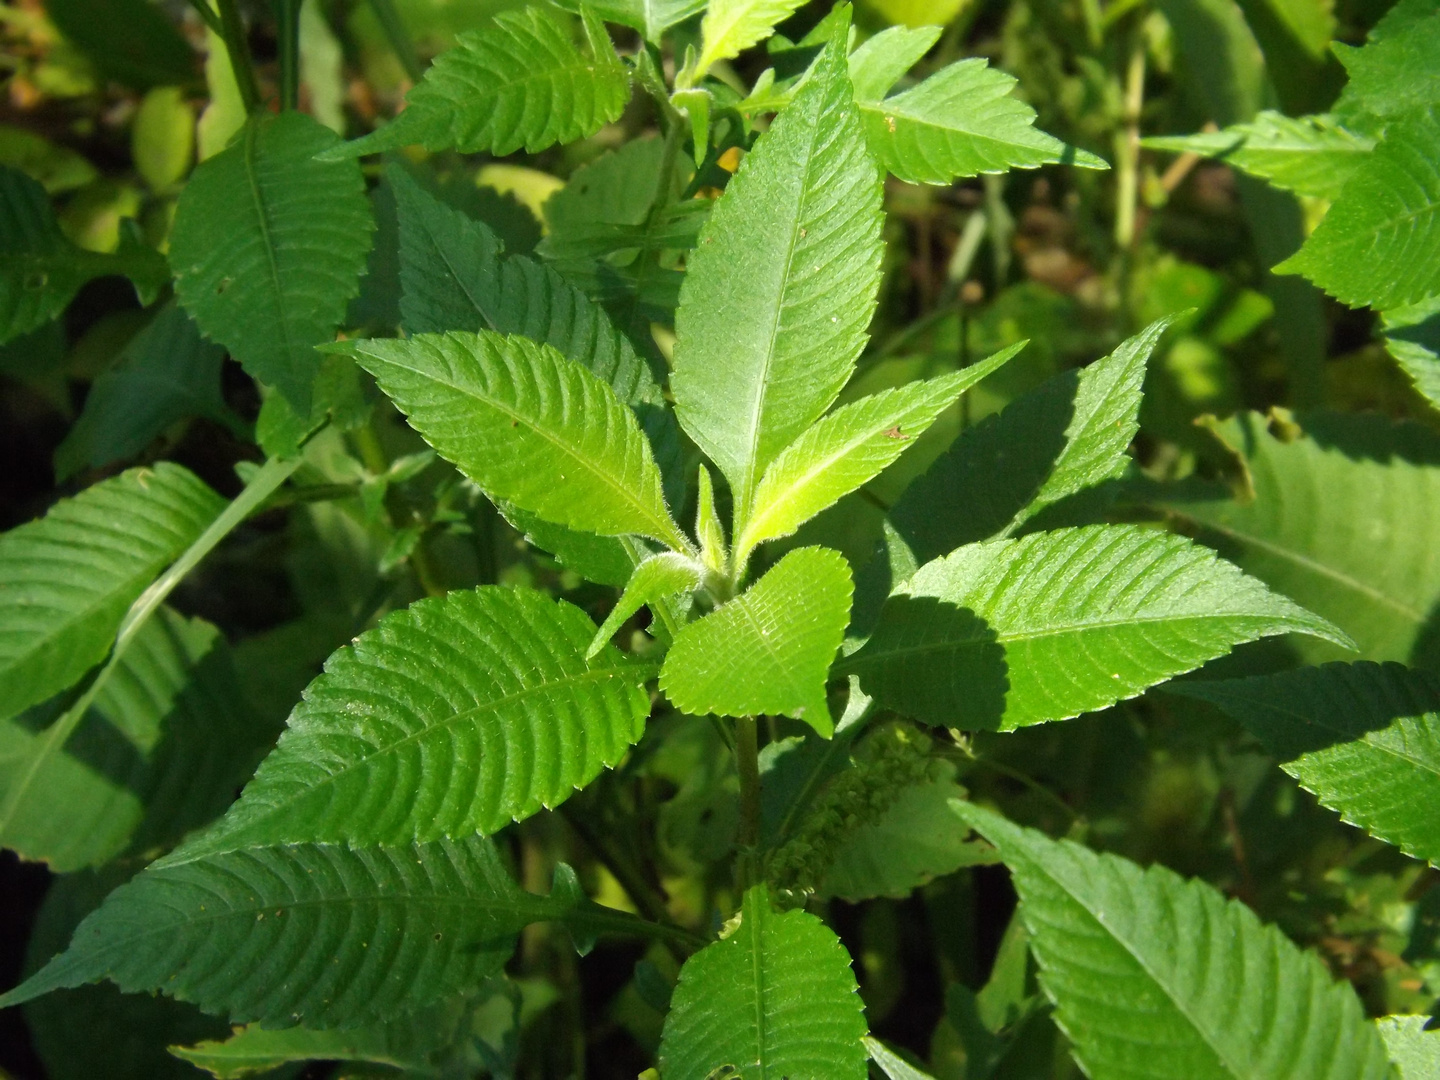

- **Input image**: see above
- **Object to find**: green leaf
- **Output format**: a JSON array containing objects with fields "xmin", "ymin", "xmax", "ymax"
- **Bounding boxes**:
[
  {"xmin": 818, "ymin": 760, "xmax": 998, "ymax": 902},
  {"xmin": 849, "ymin": 25, "xmax": 943, "ymax": 101},
  {"xmin": 1276, "ymin": 108, "xmax": 1440, "ymax": 311},
  {"xmin": 1334, "ymin": 11, "xmax": 1440, "ymax": 128},
  {"xmin": 1143, "ymin": 112, "xmax": 1374, "ymax": 201},
  {"xmin": 500, "ymin": 503, "xmax": 648, "ymax": 588},
  {"xmin": 331, "ymin": 331, "xmax": 687, "ymax": 549},
  {"xmin": 0, "ymin": 166, "xmax": 169, "ymax": 345},
  {"xmin": 54, "ymin": 303, "xmax": 236, "ymax": 481},
  {"xmin": 858, "ymin": 1042, "xmax": 938, "ymax": 1080},
  {"xmin": 858, "ymin": 59, "xmax": 1107, "ymax": 185},
  {"xmin": 170, "ymin": 111, "xmax": 373, "ymax": 415},
  {"xmin": 0, "ymin": 836, "xmax": 565, "ymax": 1028},
  {"xmin": 695, "ymin": 0, "xmax": 809, "ymax": 80},
  {"xmin": 332, "ymin": 6, "xmax": 630, "ymax": 158},
  {"xmin": 1171, "ymin": 662, "xmax": 1440, "ymax": 865},
  {"xmin": 890, "ymin": 319, "xmax": 1173, "ymax": 565},
  {"xmin": 1384, "ymin": 298, "xmax": 1440, "ymax": 409},
  {"xmin": 389, "ymin": 163, "xmax": 683, "ymax": 495},
  {"xmin": 1378, "ymin": 1016, "xmax": 1440, "ymax": 1079},
  {"xmin": 0, "ymin": 462, "xmax": 224, "ymax": 724},
  {"xmin": 736, "ymin": 347, "xmax": 1019, "ymax": 566},
  {"xmin": 164, "ymin": 586, "xmax": 653, "ymax": 859},
  {"xmin": 0, "ymin": 124, "xmax": 98, "ymax": 194},
  {"xmin": 864, "ymin": 1036, "xmax": 940, "ymax": 1080},
  {"xmin": 695, "ymin": 464, "xmax": 728, "ymax": 575},
  {"xmin": 46, "ymin": 0, "xmax": 195, "ymax": 89},
  {"xmin": 170, "ymin": 1003, "xmax": 467, "ymax": 1078},
  {"xmin": 21, "ymin": 868, "xmax": 230, "ymax": 1080},
  {"xmin": 1159, "ymin": 411, "xmax": 1440, "ymax": 669},
  {"xmin": 558, "ymin": 0, "xmax": 706, "ymax": 42},
  {"xmin": 661, "ymin": 547, "xmax": 853, "ymax": 736},
  {"xmin": 588, "ymin": 552, "xmax": 706, "ymax": 658},
  {"xmin": 672, "ymin": 32, "xmax": 884, "ymax": 523},
  {"xmin": 953, "ymin": 801, "xmax": 1395, "ymax": 1080},
  {"xmin": 1, "ymin": 607, "xmax": 274, "ymax": 871},
  {"xmin": 841, "ymin": 524, "xmax": 1348, "ymax": 731},
  {"xmin": 658, "ymin": 886, "xmax": 868, "ymax": 1080}
]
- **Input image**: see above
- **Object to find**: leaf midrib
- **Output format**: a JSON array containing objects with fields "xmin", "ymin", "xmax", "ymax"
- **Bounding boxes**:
[
  {"xmin": 170, "ymin": 666, "xmax": 645, "ymax": 861},
  {"xmin": 730, "ymin": 106, "xmax": 825, "ymax": 525},
  {"xmin": 241, "ymin": 120, "xmax": 302, "ymax": 372},
  {"xmin": 1024, "ymin": 854, "xmax": 1249, "ymax": 1079},
  {"xmin": 372, "ymin": 345, "xmax": 679, "ymax": 547},
  {"xmin": 848, "ymin": 607, "xmax": 1318, "ymax": 669}
]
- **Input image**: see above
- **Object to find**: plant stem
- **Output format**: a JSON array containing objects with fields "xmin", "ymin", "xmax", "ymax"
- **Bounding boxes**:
[
  {"xmin": 735, "ymin": 716, "xmax": 762, "ymax": 887},
  {"xmin": 561, "ymin": 804, "xmax": 681, "ymax": 945},
  {"xmin": 0, "ymin": 456, "xmax": 301, "ymax": 830},
  {"xmin": 184, "ymin": 0, "xmax": 224, "ymax": 37},
  {"xmin": 1113, "ymin": 34, "xmax": 1146, "ymax": 254},
  {"xmin": 275, "ymin": 0, "xmax": 301, "ymax": 111},
  {"xmin": 215, "ymin": 0, "xmax": 262, "ymax": 113},
  {"xmin": 367, "ymin": 0, "xmax": 424, "ymax": 83}
]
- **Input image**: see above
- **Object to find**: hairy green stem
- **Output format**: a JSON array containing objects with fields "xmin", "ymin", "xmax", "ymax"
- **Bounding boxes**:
[
  {"xmin": 367, "ymin": 0, "xmax": 424, "ymax": 83},
  {"xmin": 215, "ymin": 0, "xmax": 262, "ymax": 112},
  {"xmin": 275, "ymin": 0, "xmax": 301, "ymax": 111},
  {"xmin": 0, "ymin": 455, "xmax": 301, "ymax": 830}
]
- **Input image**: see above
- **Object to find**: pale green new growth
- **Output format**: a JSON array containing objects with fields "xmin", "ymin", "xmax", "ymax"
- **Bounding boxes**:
[
  {"xmin": 693, "ymin": 0, "xmax": 809, "ymax": 83},
  {"xmin": 736, "ymin": 345, "xmax": 1020, "ymax": 567},
  {"xmin": 566, "ymin": 0, "xmax": 706, "ymax": 43},
  {"xmin": 0, "ymin": 462, "xmax": 223, "ymax": 724},
  {"xmin": 0, "ymin": 837, "xmax": 576, "ymax": 1028},
  {"xmin": 1143, "ymin": 112, "xmax": 1374, "ymax": 201},
  {"xmin": 1173, "ymin": 662, "xmax": 1440, "ymax": 865},
  {"xmin": 848, "ymin": 25, "xmax": 943, "ymax": 102},
  {"xmin": 1377, "ymin": 1016, "xmax": 1440, "ymax": 1079},
  {"xmin": 332, "ymin": 331, "xmax": 688, "ymax": 550},
  {"xmin": 1277, "ymin": 107, "xmax": 1440, "ymax": 311},
  {"xmin": 588, "ymin": 552, "xmax": 706, "ymax": 658},
  {"xmin": 660, "ymin": 547, "xmax": 853, "ymax": 736},
  {"xmin": 170, "ymin": 112, "xmax": 373, "ymax": 415},
  {"xmin": 955, "ymin": 802, "xmax": 1395, "ymax": 1080},
  {"xmin": 843, "ymin": 524, "xmax": 1348, "ymax": 731},
  {"xmin": 164, "ymin": 587, "xmax": 653, "ymax": 859},
  {"xmin": 695, "ymin": 464, "xmax": 728, "ymax": 574},
  {"xmin": 330, "ymin": 7, "xmax": 630, "ymax": 158},
  {"xmin": 672, "ymin": 30, "xmax": 884, "ymax": 525},
  {"xmin": 659, "ymin": 887, "xmax": 868, "ymax": 1080},
  {"xmin": 858, "ymin": 59, "xmax": 1108, "ymax": 184},
  {"xmin": 0, "ymin": 166, "xmax": 168, "ymax": 344}
]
